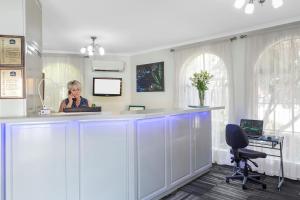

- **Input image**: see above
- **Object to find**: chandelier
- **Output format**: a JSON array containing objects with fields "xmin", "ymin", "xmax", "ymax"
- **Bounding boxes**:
[
  {"xmin": 234, "ymin": 0, "xmax": 284, "ymax": 14},
  {"xmin": 80, "ymin": 36, "xmax": 105, "ymax": 57}
]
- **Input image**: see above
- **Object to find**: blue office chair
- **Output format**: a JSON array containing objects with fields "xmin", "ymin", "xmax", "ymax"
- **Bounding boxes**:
[{"xmin": 225, "ymin": 124, "xmax": 267, "ymax": 190}]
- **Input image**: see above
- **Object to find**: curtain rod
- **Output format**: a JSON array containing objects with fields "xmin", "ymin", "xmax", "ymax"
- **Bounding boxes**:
[{"xmin": 171, "ymin": 20, "xmax": 300, "ymax": 52}]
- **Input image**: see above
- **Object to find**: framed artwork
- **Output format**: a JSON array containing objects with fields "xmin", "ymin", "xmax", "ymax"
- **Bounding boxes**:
[
  {"xmin": 0, "ymin": 35, "xmax": 25, "ymax": 67},
  {"xmin": 0, "ymin": 68, "xmax": 25, "ymax": 98},
  {"xmin": 136, "ymin": 62, "xmax": 164, "ymax": 92}
]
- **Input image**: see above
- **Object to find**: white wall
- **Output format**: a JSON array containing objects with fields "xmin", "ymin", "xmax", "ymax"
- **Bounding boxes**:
[
  {"xmin": 0, "ymin": 0, "xmax": 25, "ymax": 35},
  {"xmin": 42, "ymin": 54, "xmax": 131, "ymax": 113},
  {"xmin": 43, "ymin": 50, "xmax": 173, "ymax": 112},
  {"xmin": 0, "ymin": 1, "xmax": 26, "ymax": 197},
  {"xmin": 84, "ymin": 55, "xmax": 131, "ymax": 113},
  {"xmin": 0, "ymin": 0, "xmax": 26, "ymax": 117},
  {"xmin": 130, "ymin": 49, "xmax": 175, "ymax": 109}
]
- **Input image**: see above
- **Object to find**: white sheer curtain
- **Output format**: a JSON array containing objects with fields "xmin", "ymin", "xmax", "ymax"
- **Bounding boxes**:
[
  {"xmin": 42, "ymin": 54, "xmax": 85, "ymax": 111},
  {"xmin": 174, "ymin": 25, "xmax": 300, "ymax": 179},
  {"xmin": 174, "ymin": 42, "xmax": 234, "ymax": 165},
  {"xmin": 246, "ymin": 27, "xmax": 300, "ymax": 179}
]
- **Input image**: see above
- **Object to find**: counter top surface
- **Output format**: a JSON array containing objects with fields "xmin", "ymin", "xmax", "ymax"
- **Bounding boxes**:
[{"xmin": 0, "ymin": 106, "xmax": 225, "ymax": 123}]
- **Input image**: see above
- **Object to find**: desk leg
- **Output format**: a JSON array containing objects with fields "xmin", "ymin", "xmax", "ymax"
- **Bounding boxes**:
[{"xmin": 278, "ymin": 142, "xmax": 284, "ymax": 190}]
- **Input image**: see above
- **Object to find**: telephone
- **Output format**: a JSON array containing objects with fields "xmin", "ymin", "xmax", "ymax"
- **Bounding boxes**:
[{"xmin": 68, "ymin": 90, "xmax": 76, "ymax": 101}]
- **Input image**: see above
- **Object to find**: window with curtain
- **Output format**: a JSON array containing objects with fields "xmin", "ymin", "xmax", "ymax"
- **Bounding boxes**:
[
  {"xmin": 255, "ymin": 37, "xmax": 300, "ymax": 176},
  {"xmin": 181, "ymin": 53, "xmax": 229, "ymax": 158}
]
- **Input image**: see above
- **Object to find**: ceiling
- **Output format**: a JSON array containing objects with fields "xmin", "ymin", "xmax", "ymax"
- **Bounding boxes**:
[{"xmin": 41, "ymin": 0, "xmax": 300, "ymax": 55}]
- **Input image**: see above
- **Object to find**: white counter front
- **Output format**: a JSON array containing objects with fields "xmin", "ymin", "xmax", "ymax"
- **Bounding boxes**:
[{"xmin": 0, "ymin": 107, "xmax": 224, "ymax": 200}]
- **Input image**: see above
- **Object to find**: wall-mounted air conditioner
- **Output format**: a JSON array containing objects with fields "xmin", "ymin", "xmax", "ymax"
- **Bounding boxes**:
[{"xmin": 92, "ymin": 60, "xmax": 125, "ymax": 72}]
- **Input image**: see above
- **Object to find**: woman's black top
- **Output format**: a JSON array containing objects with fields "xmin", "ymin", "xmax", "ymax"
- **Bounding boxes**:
[{"xmin": 64, "ymin": 96, "xmax": 88, "ymax": 108}]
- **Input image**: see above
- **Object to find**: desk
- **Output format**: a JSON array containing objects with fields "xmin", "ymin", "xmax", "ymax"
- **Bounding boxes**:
[
  {"xmin": 248, "ymin": 135, "xmax": 284, "ymax": 190},
  {"xmin": 0, "ymin": 107, "xmax": 224, "ymax": 200}
]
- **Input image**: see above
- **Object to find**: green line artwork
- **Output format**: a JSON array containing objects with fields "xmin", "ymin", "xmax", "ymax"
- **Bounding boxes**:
[{"xmin": 136, "ymin": 62, "xmax": 164, "ymax": 92}]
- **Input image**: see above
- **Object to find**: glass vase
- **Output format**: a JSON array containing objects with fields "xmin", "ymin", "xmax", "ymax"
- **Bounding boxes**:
[{"xmin": 198, "ymin": 90, "xmax": 205, "ymax": 107}]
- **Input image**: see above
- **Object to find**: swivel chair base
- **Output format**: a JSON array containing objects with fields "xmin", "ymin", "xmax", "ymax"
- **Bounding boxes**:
[
  {"xmin": 226, "ymin": 160, "xmax": 267, "ymax": 190},
  {"xmin": 225, "ymin": 124, "xmax": 267, "ymax": 190}
]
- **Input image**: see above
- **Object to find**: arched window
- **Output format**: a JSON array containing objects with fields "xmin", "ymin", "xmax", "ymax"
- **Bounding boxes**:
[
  {"xmin": 255, "ymin": 37, "xmax": 300, "ymax": 169},
  {"xmin": 256, "ymin": 38, "xmax": 300, "ymax": 133},
  {"xmin": 181, "ymin": 53, "xmax": 228, "ymax": 109},
  {"xmin": 181, "ymin": 53, "xmax": 229, "ymax": 157}
]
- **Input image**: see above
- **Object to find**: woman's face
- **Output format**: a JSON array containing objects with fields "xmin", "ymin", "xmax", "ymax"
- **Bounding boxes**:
[{"xmin": 70, "ymin": 86, "xmax": 81, "ymax": 98}]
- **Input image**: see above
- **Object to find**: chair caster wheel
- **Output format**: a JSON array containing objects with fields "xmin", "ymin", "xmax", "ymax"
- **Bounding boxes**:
[
  {"xmin": 242, "ymin": 185, "xmax": 247, "ymax": 190},
  {"xmin": 262, "ymin": 184, "xmax": 267, "ymax": 189},
  {"xmin": 226, "ymin": 178, "xmax": 229, "ymax": 183}
]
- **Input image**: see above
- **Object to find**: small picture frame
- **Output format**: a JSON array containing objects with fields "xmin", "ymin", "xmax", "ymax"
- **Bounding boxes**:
[
  {"xmin": 0, "ymin": 35, "xmax": 25, "ymax": 67},
  {"xmin": 0, "ymin": 68, "xmax": 25, "ymax": 99}
]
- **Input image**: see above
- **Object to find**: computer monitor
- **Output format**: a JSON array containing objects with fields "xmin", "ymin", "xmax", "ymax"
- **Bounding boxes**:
[
  {"xmin": 240, "ymin": 119, "xmax": 263, "ymax": 137},
  {"xmin": 93, "ymin": 78, "xmax": 122, "ymax": 96}
]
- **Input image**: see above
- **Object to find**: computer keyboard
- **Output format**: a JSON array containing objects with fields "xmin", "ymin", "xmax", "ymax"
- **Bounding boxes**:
[
  {"xmin": 63, "ymin": 107, "xmax": 101, "ymax": 112},
  {"xmin": 247, "ymin": 135, "xmax": 262, "ymax": 139}
]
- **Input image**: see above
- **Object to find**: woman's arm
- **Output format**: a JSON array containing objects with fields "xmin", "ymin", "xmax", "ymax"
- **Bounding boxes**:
[
  {"xmin": 66, "ymin": 95, "xmax": 74, "ymax": 108},
  {"xmin": 59, "ymin": 100, "xmax": 66, "ymax": 112}
]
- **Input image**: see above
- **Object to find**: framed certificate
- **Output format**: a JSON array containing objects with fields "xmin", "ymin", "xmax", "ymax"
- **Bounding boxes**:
[
  {"xmin": 0, "ymin": 68, "xmax": 24, "ymax": 98},
  {"xmin": 0, "ymin": 35, "xmax": 24, "ymax": 67}
]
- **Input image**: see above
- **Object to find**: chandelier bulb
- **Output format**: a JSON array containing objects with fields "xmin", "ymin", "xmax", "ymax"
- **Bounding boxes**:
[
  {"xmin": 245, "ymin": 1, "xmax": 255, "ymax": 14},
  {"xmin": 80, "ymin": 47, "xmax": 86, "ymax": 54},
  {"xmin": 234, "ymin": 0, "xmax": 246, "ymax": 9},
  {"xmin": 87, "ymin": 45, "xmax": 93, "ymax": 52},
  {"xmin": 99, "ymin": 47, "xmax": 105, "ymax": 56},
  {"xmin": 272, "ymin": 0, "xmax": 283, "ymax": 8}
]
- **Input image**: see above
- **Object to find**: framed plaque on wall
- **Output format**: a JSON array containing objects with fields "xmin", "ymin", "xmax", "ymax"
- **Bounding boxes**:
[
  {"xmin": 0, "ymin": 68, "xmax": 25, "ymax": 98},
  {"xmin": 0, "ymin": 35, "xmax": 25, "ymax": 67}
]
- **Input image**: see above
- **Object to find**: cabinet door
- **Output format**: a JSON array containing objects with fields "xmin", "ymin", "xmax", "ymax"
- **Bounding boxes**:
[
  {"xmin": 79, "ymin": 120, "xmax": 129, "ymax": 200},
  {"xmin": 5, "ymin": 122, "xmax": 69, "ymax": 200},
  {"xmin": 193, "ymin": 111, "xmax": 212, "ymax": 172},
  {"xmin": 169, "ymin": 114, "xmax": 191, "ymax": 184},
  {"xmin": 0, "ymin": 124, "xmax": 3, "ymax": 200},
  {"xmin": 137, "ymin": 118, "xmax": 167, "ymax": 200}
]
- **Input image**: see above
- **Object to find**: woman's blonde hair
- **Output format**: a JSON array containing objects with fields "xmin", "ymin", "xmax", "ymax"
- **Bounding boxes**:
[{"xmin": 67, "ymin": 80, "xmax": 81, "ymax": 91}]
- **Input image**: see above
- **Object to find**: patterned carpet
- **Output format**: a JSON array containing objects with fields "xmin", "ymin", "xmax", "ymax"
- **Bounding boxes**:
[{"xmin": 162, "ymin": 165, "xmax": 300, "ymax": 200}]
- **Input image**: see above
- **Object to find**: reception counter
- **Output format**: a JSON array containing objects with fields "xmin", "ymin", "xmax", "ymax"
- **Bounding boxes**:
[{"xmin": 0, "ymin": 107, "xmax": 224, "ymax": 200}]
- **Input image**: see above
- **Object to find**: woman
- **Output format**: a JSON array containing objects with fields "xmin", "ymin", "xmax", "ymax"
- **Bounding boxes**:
[{"xmin": 59, "ymin": 80, "xmax": 90, "ymax": 112}]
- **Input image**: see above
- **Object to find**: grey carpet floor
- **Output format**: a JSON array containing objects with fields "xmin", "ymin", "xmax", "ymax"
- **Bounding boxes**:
[{"xmin": 162, "ymin": 165, "xmax": 300, "ymax": 200}]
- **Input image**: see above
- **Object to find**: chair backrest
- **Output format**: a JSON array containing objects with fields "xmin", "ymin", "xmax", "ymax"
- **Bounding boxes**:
[{"xmin": 226, "ymin": 124, "xmax": 249, "ymax": 149}]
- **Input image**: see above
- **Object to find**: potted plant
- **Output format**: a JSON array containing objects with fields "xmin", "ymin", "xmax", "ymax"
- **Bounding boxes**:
[{"xmin": 190, "ymin": 70, "xmax": 213, "ymax": 106}]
